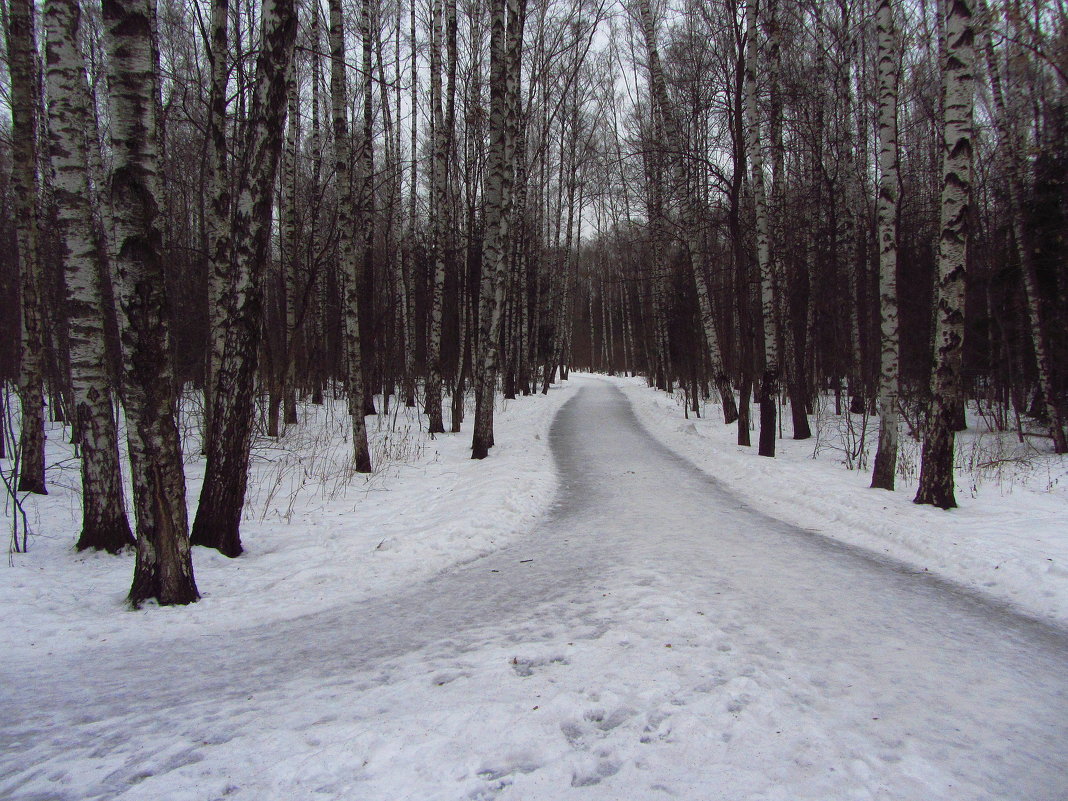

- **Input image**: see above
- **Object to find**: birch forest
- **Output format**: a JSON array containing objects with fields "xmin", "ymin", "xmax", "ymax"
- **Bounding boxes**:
[{"xmin": 1, "ymin": 0, "xmax": 1066, "ymax": 605}]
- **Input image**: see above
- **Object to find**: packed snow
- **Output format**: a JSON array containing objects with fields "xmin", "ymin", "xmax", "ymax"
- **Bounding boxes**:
[
  {"xmin": 609, "ymin": 374, "xmax": 1068, "ymax": 627},
  {"xmin": 2, "ymin": 376, "xmax": 1066, "ymax": 800}
]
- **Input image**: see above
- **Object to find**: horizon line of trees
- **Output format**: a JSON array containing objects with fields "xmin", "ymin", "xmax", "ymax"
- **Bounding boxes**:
[{"xmin": 1, "ymin": 0, "xmax": 1065, "ymax": 606}]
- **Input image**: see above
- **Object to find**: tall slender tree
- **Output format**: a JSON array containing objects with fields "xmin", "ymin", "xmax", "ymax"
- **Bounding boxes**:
[
  {"xmin": 426, "ymin": 0, "xmax": 448, "ymax": 434},
  {"xmin": 192, "ymin": 0, "xmax": 299, "ymax": 555},
  {"xmin": 637, "ymin": 0, "xmax": 737, "ymax": 424},
  {"xmin": 5, "ymin": 0, "xmax": 47, "ymax": 495},
  {"xmin": 744, "ymin": 0, "xmax": 777, "ymax": 458},
  {"xmin": 472, "ymin": 0, "xmax": 525, "ymax": 459},
  {"xmin": 203, "ymin": 0, "xmax": 230, "ymax": 447},
  {"xmin": 871, "ymin": 0, "xmax": 902, "ymax": 490},
  {"xmin": 44, "ymin": 0, "xmax": 135, "ymax": 552},
  {"xmin": 328, "ymin": 0, "xmax": 373, "ymax": 471},
  {"xmin": 102, "ymin": 0, "xmax": 199, "ymax": 605},
  {"xmin": 980, "ymin": 0, "xmax": 1067, "ymax": 454},
  {"xmin": 915, "ymin": 0, "xmax": 976, "ymax": 509}
]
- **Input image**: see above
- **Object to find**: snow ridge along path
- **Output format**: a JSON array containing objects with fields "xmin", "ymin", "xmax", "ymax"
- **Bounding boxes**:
[{"xmin": 3, "ymin": 376, "xmax": 1067, "ymax": 800}]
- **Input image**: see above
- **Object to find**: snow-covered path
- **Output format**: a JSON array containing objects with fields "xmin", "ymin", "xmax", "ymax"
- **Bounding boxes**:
[{"xmin": 4, "ymin": 378, "xmax": 1067, "ymax": 800}]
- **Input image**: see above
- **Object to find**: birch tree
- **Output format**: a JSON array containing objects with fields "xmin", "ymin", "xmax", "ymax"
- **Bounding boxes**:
[
  {"xmin": 980, "ymin": 0, "xmax": 1067, "ymax": 454},
  {"xmin": 426, "ymin": 0, "xmax": 448, "ymax": 434},
  {"xmin": 915, "ymin": 0, "xmax": 975, "ymax": 509},
  {"xmin": 192, "ymin": 0, "xmax": 299, "ymax": 555},
  {"xmin": 203, "ymin": 0, "xmax": 230, "ymax": 446},
  {"xmin": 637, "ymin": 0, "xmax": 737, "ymax": 425},
  {"xmin": 472, "ymin": 0, "xmax": 525, "ymax": 459},
  {"xmin": 102, "ymin": 0, "xmax": 198, "ymax": 605},
  {"xmin": 328, "ymin": 0, "xmax": 373, "ymax": 471},
  {"xmin": 5, "ymin": 0, "xmax": 47, "ymax": 495},
  {"xmin": 44, "ymin": 0, "xmax": 135, "ymax": 552},
  {"xmin": 744, "ymin": 0, "xmax": 777, "ymax": 458},
  {"xmin": 870, "ymin": 0, "xmax": 902, "ymax": 490}
]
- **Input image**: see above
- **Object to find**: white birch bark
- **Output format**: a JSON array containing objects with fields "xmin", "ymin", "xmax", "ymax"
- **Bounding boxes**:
[
  {"xmin": 203, "ymin": 0, "xmax": 230, "ymax": 447},
  {"xmin": 192, "ymin": 0, "xmax": 300, "ymax": 554},
  {"xmin": 472, "ymin": 0, "xmax": 525, "ymax": 458},
  {"xmin": 282, "ymin": 53, "xmax": 300, "ymax": 426},
  {"xmin": 979, "ymin": 1, "xmax": 1067, "ymax": 454},
  {"xmin": 744, "ymin": 0, "xmax": 778, "ymax": 457},
  {"xmin": 44, "ymin": 0, "xmax": 135, "ymax": 552},
  {"xmin": 915, "ymin": 0, "xmax": 975, "ymax": 509},
  {"xmin": 5, "ymin": 0, "xmax": 47, "ymax": 495},
  {"xmin": 871, "ymin": 0, "xmax": 902, "ymax": 490},
  {"xmin": 102, "ymin": 0, "xmax": 198, "ymax": 605},
  {"xmin": 637, "ymin": 0, "xmax": 736, "ymax": 421},
  {"xmin": 328, "ymin": 0, "xmax": 372, "ymax": 470},
  {"xmin": 425, "ymin": 0, "xmax": 448, "ymax": 433}
]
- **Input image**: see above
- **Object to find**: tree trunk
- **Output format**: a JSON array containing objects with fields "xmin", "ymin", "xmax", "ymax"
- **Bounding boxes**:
[
  {"xmin": 638, "ymin": 0, "xmax": 735, "ymax": 424},
  {"xmin": 192, "ymin": 0, "xmax": 299, "ymax": 555},
  {"xmin": 472, "ymin": 0, "xmax": 524, "ymax": 459},
  {"xmin": 281, "ymin": 61, "xmax": 300, "ymax": 427},
  {"xmin": 745, "ymin": 0, "xmax": 778, "ymax": 458},
  {"xmin": 871, "ymin": 0, "xmax": 902, "ymax": 490},
  {"xmin": 980, "ymin": 2, "xmax": 1067, "ymax": 454},
  {"xmin": 5, "ymin": 0, "xmax": 47, "ymax": 495},
  {"xmin": 327, "ymin": 0, "xmax": 373, "ymax": 472},
  {"xmin": 203, "ymin": 0, "xmax": 230, "ymax": 449},
  {"xmin": 44, "ymin": 0, "xmax": 135, "ymax": 553},
  {"xmin": 358, "ymin": 0, "xmax": 377, "ymax": 419},
  {"xmin": 425, "ymin": 0, "xmax": 448, "ymax": 434},
  {"xmin": 915, "ymin": 0, "xmax": 975, "ymax": 509},
  {"xmin": 102, "ymin": 0, "xmax": 198, "ymax": 605}
]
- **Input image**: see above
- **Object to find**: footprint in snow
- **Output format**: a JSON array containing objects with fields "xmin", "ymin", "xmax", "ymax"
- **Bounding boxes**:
[{"xmin": 510, "ymin": 655, "xmax": 568, "ymax": 677}]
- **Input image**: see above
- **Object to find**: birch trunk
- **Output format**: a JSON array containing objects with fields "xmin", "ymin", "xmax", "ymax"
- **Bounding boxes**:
[
  {"xmin": 425, "ymin": 0, "xmax": 447, "ymax": 433},
  {"xmin": 745, "ymin": 0, "xmax": 778, "ymax": 457},
  {"xmin": 5, "ymin": 0, "xmax": 47, "ymax": 495},
  {"xmin": 310, "ymin": 0, "xmax": 326, "ymax": 405},
  {"xmin": 192, "ymin": 0, "xmax": 299, "ymax": 555},
  {"xmin": 471, "ymin": 0, "xmax": 525, "ymax": 459},
  {"xmin": 102, "ymin": 0, "xmax": 198, "ymax": 605},
  {"xmin": 637, "ymin": 0, "xmax": 736, "ymax": 422},
  {"xmin": 327, "ymin": 0, "xmax": 373, "ymax": 471},
  {"xmin": 44, "ymin": 0, "xmax": 135, "ymax": 553},
  {"xmin": 401, "ymin": 0, "xmax": 418, "ymax": 409},
  {"xmin": 980, "ymin": 2, "xmax": 1067, "ymax": 454},
  {"xmin": 871, "ymin": 0, "xmax": 902, "ymax": 490},
  {"xmin": 282, "ymin": 57, "xmax": 299, "ymax": 426},
  {"xmin": 204, "ymin": 0, "xmax": 230, "ymax": 446},
  {"xmin": 358, "ymin": 0, "xmax": 377, "ymax": 417},
  {"xmin": 915, "ymin": 0, "xmax": 975, "ymax": 509}
]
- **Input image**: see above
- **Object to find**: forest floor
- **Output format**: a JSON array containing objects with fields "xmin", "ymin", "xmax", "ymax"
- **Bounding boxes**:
[{"xmin": 2, "ymin": 375, "xmax": 1067, "ymax": 800}]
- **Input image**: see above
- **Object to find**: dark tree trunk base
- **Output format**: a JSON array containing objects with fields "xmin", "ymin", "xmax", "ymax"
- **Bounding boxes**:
[
  {"xmin": 77, "ymin": 517, "xmax": 135, "ymax": 554},
  {"xmin": 915, "ymin": 418, "xmax": 956, "ymax": 509},
  {"xmin": 17, "ymin": 477, "xmax": 48, "ymax": 495},
  {"xmin": 191, "ymin": 504, "xmax": 245, "ymax": 558},
  {"xmin": 871, "ymin": 451, "xmax": 896, "ymax": 491},
  {"xmin": 717, "ymin": 377, "xmax": 738, "ymax": 425},
  {"xmin": 737, "ymin": 378, "xmax": 751, "ymax": 447},
  {"xmin": 758, "ymin": 396, "xmax": 776, "ymax": 457},
  {"xmin": 788, "ymin": 381, "xmax": 811, "ymax": 440}
]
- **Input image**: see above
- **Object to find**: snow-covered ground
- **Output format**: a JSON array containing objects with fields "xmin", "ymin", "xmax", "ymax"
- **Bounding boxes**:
[
  {"xmin": 2, "ymin": 376, "xmax": 1067, "ymax": 801},
  {"xmin": 0, "ymin": 385, "xmax": 575, "ymax": 655},
  {"xmin": 607, "ymin": 374, "xmax": 1068, "ymax": 627}
]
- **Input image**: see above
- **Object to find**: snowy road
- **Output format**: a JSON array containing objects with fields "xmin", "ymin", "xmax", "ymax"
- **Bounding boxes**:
[{"xmin": 3, "ymin": 378, "xmax": 1067, "ymax": 800}]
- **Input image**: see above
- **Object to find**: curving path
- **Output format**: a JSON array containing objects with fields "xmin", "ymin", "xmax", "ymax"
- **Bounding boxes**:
[{"xmin": 2, "ymin": 378, "xmax": 1067, "ymax": 800}]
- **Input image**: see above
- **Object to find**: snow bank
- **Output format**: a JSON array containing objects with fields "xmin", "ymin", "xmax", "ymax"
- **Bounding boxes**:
[
  {"xmin": 604, "ymin": 374, "xmax": 1068, "ymax": 627},
  {"xmin": 0, "ymin": 386, "xmax": 575, "ymax": 658}
]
